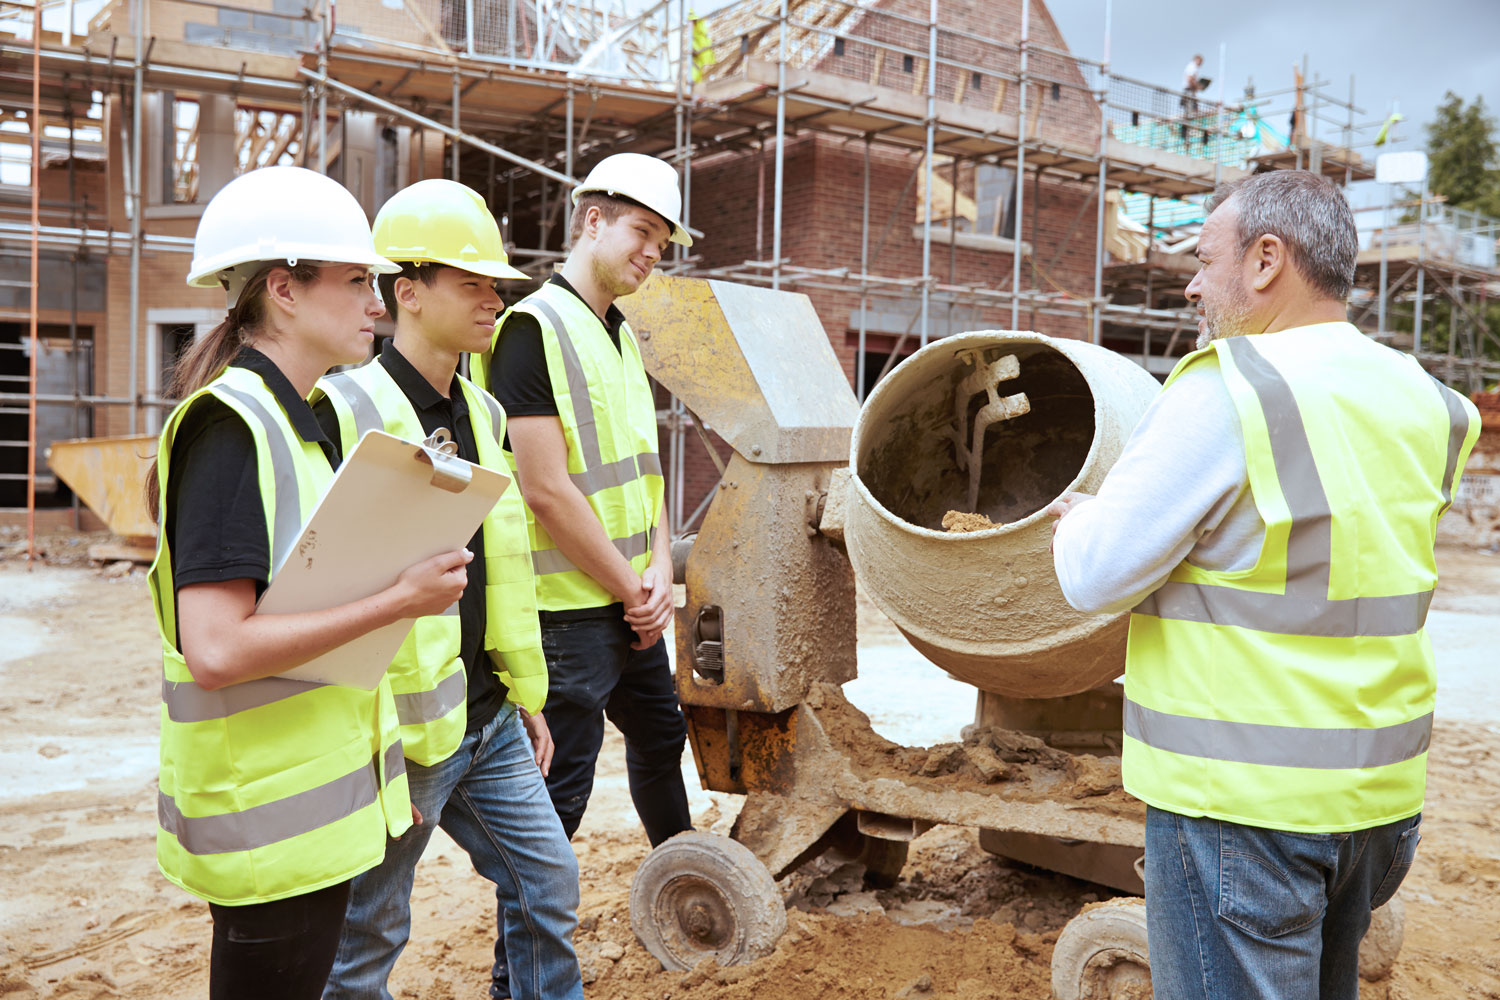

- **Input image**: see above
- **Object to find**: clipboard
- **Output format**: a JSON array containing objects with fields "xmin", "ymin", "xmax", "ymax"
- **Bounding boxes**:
[{"xmin": 257, "ymin": 429, "xmax": 510, "ymax": 690}]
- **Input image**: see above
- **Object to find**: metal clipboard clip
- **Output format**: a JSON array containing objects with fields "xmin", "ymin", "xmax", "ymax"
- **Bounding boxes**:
[{"xmin": 414, "ymin": 428, "xmax": 473, "ymax": 494}]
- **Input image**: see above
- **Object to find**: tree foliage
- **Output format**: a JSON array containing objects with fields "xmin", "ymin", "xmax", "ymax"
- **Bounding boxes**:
[{"xmin": 1425, "ymin": 91, "xmax": 1500, "ymax": 217}]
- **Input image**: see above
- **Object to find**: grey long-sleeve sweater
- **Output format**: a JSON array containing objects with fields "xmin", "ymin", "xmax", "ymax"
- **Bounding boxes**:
[{"xmin": 1051, "ymin": 363, "xmax": 1267, "ymax": 615}]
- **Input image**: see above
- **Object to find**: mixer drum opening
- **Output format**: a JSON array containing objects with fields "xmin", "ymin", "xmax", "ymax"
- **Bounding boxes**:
[
  {"xmin": 841, "ymin": 331, "xmax": 1162, "ymax": 699},
  {"xmin": 857, "ymin": 341, "xmax": 1094, "ymax": 530}
]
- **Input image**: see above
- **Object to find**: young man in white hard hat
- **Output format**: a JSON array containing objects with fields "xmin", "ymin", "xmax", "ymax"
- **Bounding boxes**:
[
  {"xmin": 472, "ymin": 151, "xmax": 693, "ymax": 869},
  {"xmin": 312, "ymin": 179, "xmax": 583, "ymax": 1000}
]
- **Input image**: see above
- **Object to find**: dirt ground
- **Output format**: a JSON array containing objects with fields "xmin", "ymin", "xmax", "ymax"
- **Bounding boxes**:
[{"xmin": 0, "ymin": 542, "xmax": 1497, "ymax": 999}]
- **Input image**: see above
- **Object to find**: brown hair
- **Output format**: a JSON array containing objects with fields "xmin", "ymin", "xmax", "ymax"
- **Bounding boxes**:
[
  {"xmin": 145, "ymin": 261, "xmax": 318, "ymax": 521},
  {"xmin": 568, "ymin": 191, "xmax": 633, "ymax": 245}
]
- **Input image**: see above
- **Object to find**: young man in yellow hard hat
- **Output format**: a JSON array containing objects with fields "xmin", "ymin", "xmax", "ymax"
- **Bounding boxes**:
[
  {"xmin": 471, "ymin": 152, "xmax": 692, "ymax": 868},
  {"xmin": 313, "ymin": 179, "xmax": 583, "ymax": 1000}
]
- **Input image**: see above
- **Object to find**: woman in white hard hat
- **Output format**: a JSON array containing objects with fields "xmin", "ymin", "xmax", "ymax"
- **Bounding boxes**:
[{"xmin": 144, "ymin": 165, "xmax": 470, "ymax": 1000}]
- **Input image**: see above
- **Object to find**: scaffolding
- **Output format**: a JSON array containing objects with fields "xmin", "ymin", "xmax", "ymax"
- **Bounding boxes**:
[{"xmin": 3, "ymin": 0, "xmax": 1496, "ymax": 553}]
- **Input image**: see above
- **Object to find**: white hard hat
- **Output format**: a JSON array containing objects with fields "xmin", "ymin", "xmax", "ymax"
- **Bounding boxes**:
[
  {"xmin": 571, "ymin": 153, "xmax": 692, "ymax": 247},
  {"xmin": 187, "ymin": 165, "xmax": 400, "ymax": 304}
]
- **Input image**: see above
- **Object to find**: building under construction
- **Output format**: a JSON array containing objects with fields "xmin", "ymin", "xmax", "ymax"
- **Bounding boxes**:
[{"xmin": 3, "ymin": 0, "xmax": 1497, "ymax": 536}]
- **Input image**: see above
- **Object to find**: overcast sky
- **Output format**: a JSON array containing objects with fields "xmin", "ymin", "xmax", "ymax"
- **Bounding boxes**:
[
  {"xmin": 685, "ymin": 0, "xmax": 1497, "ymax": 158},
  {"xmin": 1044, "ymin": 0, "xmax": 1500, "ymax": 157}
]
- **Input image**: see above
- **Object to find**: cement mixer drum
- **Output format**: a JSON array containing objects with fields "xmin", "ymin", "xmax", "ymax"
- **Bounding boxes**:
[{"xmin": 844, "ymin": 331, "xmax": 1161, "ymax": 699}]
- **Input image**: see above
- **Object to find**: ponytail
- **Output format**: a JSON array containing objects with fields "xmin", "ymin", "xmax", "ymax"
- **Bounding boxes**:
[{"xmin": 145, "ymin": 262, "xmax": 317, "ymax": 522}]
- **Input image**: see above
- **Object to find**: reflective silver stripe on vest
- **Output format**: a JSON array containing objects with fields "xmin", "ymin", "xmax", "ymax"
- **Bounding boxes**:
[
  {"xmin": 1429, "ymin": 374, "xmax": 1471, "ymax": 512},
  {"xmin": 531, "ymin": 299, "xmax": 659, "ymax": 498},
  {"xmin": 1124, "ymin": 698, "xmax": 1433, "ymax": 770},
  {"xmin": 567, "ymin": 454, "xmax": 636, "ymax": 496},
  {"xmin": 320, "ymin": 371, "xmax": 386, "ymax": 441},
  {"xmin": 469, "ymin": 385, "xmax": 505, "ymax": 447},
  {"xmin": 163, "ymin": 676, "xmax": 328, "ymax": 723},
  {"xmin": 562, "ymin": 450, "xmax": 663, "ymax": 496},
  {"xmin": 394, "ymin": 668, "xmax": 467, "ymax": 726},
  {"xmin": 159, "ymin": 753, "xmax": 385, "ymax": 856},
  {"xmin": 533, "ymin": 299, "xmax": 604, "ymax": 468},
  {"xmin": 383, "ymin": 738, "xmax": 407, "ymax": 783},
  {"xmin": 1134, "ymin": 338, "xmax": 1456, "ymax": 638},
  {"xmin": 531, "ymin": 529, "xmax": 653, "ymax": 576},
  {"xmin": 216, "ymin": 385, "xmax": 304, "ymax": 573},
  {"xmin": 1140, "ymin": 584, "xmax": 1433, "ymax": 638}
]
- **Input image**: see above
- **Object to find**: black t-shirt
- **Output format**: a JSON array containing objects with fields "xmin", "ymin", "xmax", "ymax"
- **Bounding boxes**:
[
  {"xmin": 166, "ymin": 347, "xmax": 339, "ymax": 603},
  {"xmin": 487, "ymin": 274, "xmax": 629, "ymax": 445},
  {"xmin": 311, "ymin": 341, "xmax": 505, "ymax": 733}
]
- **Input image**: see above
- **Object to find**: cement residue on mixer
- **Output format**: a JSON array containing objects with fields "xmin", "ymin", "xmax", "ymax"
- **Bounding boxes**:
[
  {"xmin": 941, "ymin": 510, "xmax": 997, "ymax": 532},
  {"xmin": 805, "ymin": 683, "xmax": 1138, "ymax": 811}
]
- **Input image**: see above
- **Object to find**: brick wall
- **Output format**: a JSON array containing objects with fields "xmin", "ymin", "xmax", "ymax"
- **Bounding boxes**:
[{"xmin": 688, "ymin": 132, "xmax": 1096, "ymax": 365}]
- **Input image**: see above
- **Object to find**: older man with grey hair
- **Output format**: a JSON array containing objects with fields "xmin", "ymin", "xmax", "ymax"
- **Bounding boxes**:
[{"xmin": 1047, "ymin": 170, "xmax": 1479, "ymax": 1000}]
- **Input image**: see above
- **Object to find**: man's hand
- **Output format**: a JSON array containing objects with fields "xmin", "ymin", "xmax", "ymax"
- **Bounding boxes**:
[
  {"xmin": 1044, "ymin": 491, "xmax": 1095, "ymax": 550},
  {"xmin": 395, "ymin": 801, "xmax": 424, "ymax": 840},
  {"xmin": 519, "ymin": 707, "xmax": 555, "ymax": 777},
  {"xmin": 629, "ymin": 625, "xmax": 665, "ymax": 651},
  {"xmin": 625, "ymin": 565, "xmax": 673, "ymax": 634}
]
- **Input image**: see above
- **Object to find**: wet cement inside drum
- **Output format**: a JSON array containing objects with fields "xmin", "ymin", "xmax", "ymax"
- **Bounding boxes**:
[{"xmin": 861, "ymin": 345, "xmax": 1094, "ymax": 530}]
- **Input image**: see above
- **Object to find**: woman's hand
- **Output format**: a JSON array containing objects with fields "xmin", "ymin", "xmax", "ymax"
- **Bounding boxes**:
[{"xmin": 393, "ymin": 548, "xmax": 473, "ymax": 618}]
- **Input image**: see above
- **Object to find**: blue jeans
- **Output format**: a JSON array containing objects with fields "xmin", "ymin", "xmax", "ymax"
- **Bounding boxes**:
[
  {"xmin": 1144, "ymin": 806, "xmax": 1421, "ymax": 1000},
  {"xmin": 323, "ymin": 703, "xmax": 583, "ymax": 1000}
]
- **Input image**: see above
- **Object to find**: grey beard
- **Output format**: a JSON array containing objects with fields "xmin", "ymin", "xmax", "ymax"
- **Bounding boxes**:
[{"xmin": 1195, "ymin": 326, "xmax": 1253, "ymax": 351}]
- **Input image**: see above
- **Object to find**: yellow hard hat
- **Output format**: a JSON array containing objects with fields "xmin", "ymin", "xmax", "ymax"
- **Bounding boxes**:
[{"xmin": 374, "ymin": 179, "xmax": 528, "ymax": 280}]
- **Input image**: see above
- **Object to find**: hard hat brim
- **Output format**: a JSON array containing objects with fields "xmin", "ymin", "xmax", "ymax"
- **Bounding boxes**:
[
  {"xmin": 571, "ymin": 184, "xmax": 693, "ymax": 247},
  {"xmin": 186, "ymin": 248, "xmax": 401, "ymax": 289},
  {"xmin": 382, "ymin": 254, "xmax": 532, "ymax": 281}
]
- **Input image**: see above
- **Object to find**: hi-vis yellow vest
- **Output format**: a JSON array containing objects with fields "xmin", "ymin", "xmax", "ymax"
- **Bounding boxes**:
[
  {"xmin": 474, "ymin": 281, "xmax": 665, "ymax": 611},
  {"xmin": 1124, "ymin": 323, "xmax": 1480, "ymax": 833},
  {"xmin": 314, "ymin": 363, "xmax": 548, "ymax": 764},
  {"xmin": 148, "ymin": 364, "xmax": 411, "ymax": 907}
]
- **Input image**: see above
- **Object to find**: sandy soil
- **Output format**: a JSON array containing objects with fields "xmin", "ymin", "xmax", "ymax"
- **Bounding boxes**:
[{"xmin": 0, "ymin": 546, "xmax": 1496, "ymax": 999}]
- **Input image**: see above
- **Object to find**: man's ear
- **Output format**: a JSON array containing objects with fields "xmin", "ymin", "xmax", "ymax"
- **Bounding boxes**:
[
  {"xmin": 394, "ymin": 275, "xmax": 422, "ymax": 314},
  {"xmin": 582, "ymin": 205, "xmax": 603, "ymax": 242},
  {"xmin": 1250, "ymin": 234, "xmax": 1286, "ymax": 292}
]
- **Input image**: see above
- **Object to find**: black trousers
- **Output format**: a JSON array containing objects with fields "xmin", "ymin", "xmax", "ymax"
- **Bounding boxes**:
[
  {"xmin": 537, "ymin": 609, "xmax": 692, "ymax": 846},
  {"xmin": 207, "ymin": 880, "xmax": 351, "ymax": 1000}
]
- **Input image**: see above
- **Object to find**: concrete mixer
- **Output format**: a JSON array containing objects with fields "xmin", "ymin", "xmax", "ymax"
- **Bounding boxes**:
[{"xmin": 615, "ymin": 275, "xmax": 1403, "ymax": 998}]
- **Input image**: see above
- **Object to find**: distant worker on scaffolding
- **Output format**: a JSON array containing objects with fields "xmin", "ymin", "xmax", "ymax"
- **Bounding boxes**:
[{"xmin": 1180, "ymin": 54, "xmax": 1204, "ymax": 114}]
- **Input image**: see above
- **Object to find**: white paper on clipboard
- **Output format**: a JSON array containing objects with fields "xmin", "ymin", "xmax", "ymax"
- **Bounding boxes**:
[{"xmin": 257, "ymin": 429, "xmax": 509, "ymax": 690}]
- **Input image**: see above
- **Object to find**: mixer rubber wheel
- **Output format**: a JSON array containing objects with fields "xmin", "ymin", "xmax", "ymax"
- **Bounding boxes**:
[
  {"xmin": 1051, "ymin": 897, "xmax": 1151, "ymax": 1000},
  {"xmin": 629, "ymin": 832, "xmax": 787, "ymax": 971}
]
